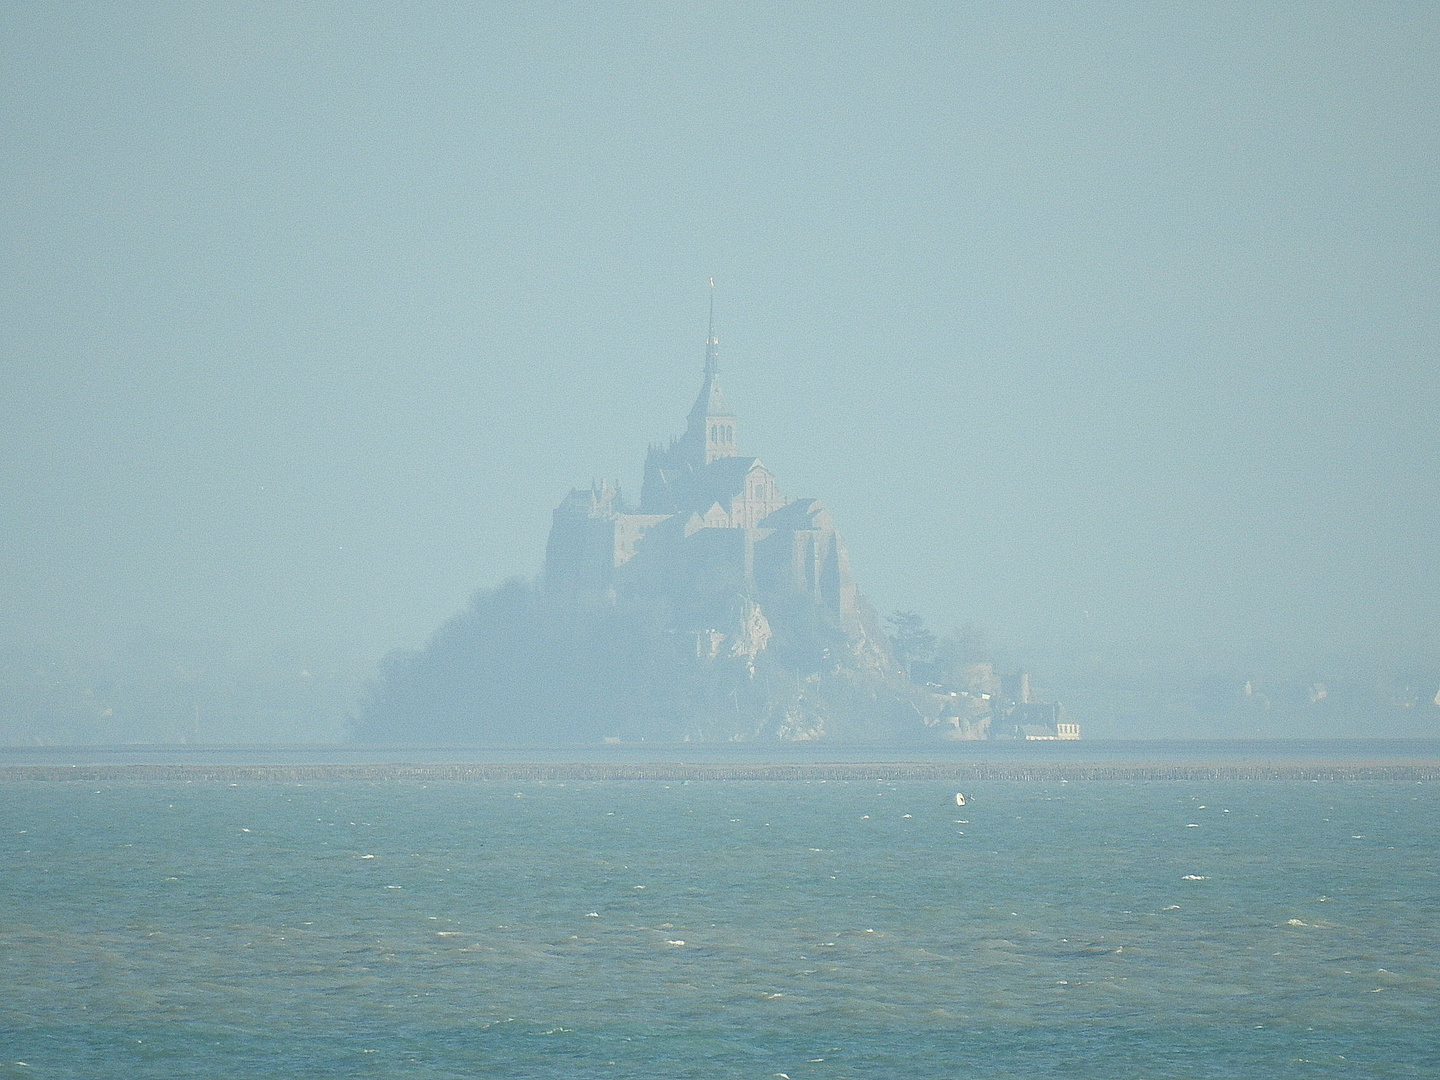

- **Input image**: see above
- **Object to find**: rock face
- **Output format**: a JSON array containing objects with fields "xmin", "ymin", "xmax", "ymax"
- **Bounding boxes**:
[{"xmin": 357, "ymin": 315, "xmax": 919, "ymax": 745}]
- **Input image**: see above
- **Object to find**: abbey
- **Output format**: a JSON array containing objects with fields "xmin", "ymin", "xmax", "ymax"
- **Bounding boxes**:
[
  {"xmin": 358, "ymin": 304, "xmax": 1070, "ymax": 743},
  {"xmin": 543, "ymin": 304, "xmax": 887, "ymax": 671}
]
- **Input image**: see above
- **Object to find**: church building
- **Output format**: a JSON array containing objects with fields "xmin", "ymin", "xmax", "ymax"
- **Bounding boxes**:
[
  {"xmin": 543, "ymin": 295, "xmax": 881, "ymax": 667},
  {"xmin": 356, "ymin": 296, "xmax": 1076, "ymax": 744}
]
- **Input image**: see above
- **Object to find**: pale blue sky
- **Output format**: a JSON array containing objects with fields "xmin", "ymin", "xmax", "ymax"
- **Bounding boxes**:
[{"xmin": 2, "ymin": 2, "xmax": 1436, "ymax": 700}]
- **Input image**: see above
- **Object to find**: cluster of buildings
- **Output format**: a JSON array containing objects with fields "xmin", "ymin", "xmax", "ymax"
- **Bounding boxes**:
[
  {"xmin": 922, "ymin": 667, "xmax": 1081, "ymax": 740},
  {"xmin": 543, "ymin": 300, "xmax": 889, "ymax": 674},
  {"xmin": 541, "ymin": 297, "xmax": 1076, "ymax": 741}
]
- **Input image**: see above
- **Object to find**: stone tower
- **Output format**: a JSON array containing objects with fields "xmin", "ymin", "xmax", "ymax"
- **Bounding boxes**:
[
  {"xmin": 641, "ymin": 283, "xmax": 737, "ymax": 510},
  {"xmin": 685, "ymin": 286, "xmax": 737, "ymax": 467}
]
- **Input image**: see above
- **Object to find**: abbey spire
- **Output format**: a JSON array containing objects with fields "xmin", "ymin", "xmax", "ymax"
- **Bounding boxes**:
[
  {"xmin": 684, "ymin": 279, "xmax": 737, "ymax": 466},
  {"xmin": 638, "ymin": 283, "xmax": 746, "ymax": 512}
]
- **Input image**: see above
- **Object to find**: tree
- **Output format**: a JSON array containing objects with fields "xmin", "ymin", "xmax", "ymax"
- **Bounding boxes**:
[{"xmin": 886, "ymin": 610, "xmax": 936, "ymax": 681}]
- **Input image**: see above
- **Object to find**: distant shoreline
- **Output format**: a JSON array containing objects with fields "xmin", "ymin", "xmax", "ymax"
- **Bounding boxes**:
[{"xmin": 2, "ymin": 761, "xmax": 1436, "ymax": 783}]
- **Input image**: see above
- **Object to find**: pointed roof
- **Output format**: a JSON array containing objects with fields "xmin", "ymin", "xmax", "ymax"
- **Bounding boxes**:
[
  {"xmin": 688, "ymin": 370, "xmax": 733, "ymax": 422},
  {"xmin": 688, "ymin": 279, "xmax": 733, "ymax": 422},
  {"xmin": 757, "ymin": 498, "xmax": 833, "ymax": 532},
  {"xmin": 667, "ymin": 455, "xmax": 767, "ymax": 514}
]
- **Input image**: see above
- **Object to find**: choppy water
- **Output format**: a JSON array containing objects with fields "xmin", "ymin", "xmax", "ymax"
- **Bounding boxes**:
[{"xmin": 2, "ymin": 775, "xmax": 1437, "ymax": 1077}]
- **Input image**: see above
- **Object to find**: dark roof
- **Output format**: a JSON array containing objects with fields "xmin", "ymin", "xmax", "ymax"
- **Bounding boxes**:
[
  {"xmin": 687, "ymin": 370, "xmax": 734, "ymax": 422},
  {"xmin": 757, "ymin": 498, "xmax": 830, "ymax": 531},
  {"xmin": 669, "ymin": 455, "xmax": 763, "ymax": 513}
]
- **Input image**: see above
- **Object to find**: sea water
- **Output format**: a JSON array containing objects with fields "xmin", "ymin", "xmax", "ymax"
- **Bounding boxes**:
[{"xmin": 2, "ymin": 775, "xmax": 1436, "ymax": 1078}]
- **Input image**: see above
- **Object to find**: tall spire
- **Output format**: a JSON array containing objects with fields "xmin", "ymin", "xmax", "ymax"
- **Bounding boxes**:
[
  {"xmin": 704, "ymin": 276, "xmax": 718, "ymax": 376},
  {"xmin": 683, "ymin": 276, "xmax": 736, "ymax": 467}
]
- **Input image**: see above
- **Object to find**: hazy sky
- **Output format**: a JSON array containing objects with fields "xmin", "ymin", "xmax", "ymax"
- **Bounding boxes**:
[{"xmin": 2, "ymin": 2, "xmax": 1436, "ymax": 680}]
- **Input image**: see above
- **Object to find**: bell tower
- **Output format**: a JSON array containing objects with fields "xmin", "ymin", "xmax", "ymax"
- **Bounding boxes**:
[
  {"xmin": 683, "ymin": 279, "xmax": 737, "ymax": 467},
  {"xmin": 639, "ymin": 282, "xmax": 739, "ymax": 512}
]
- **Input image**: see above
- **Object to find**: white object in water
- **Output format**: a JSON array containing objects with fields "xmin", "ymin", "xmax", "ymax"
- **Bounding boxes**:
[{"xmin": 955, "ymin": 793, "xmax": 967, "ymax": 806}]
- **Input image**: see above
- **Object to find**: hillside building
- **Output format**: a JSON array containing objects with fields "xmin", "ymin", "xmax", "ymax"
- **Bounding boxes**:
[
  {"xmin": 544, "ymin": 298, "xmax": 886, "ymax": 669},
  {"xmin": 538, "ymin": 295, "xmax": 1076, "ymax": 741}
]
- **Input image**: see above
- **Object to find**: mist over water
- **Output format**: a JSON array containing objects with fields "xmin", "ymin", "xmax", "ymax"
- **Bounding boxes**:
[{"xmin": 4, "ymin": 774, "xmax": 1436, "ymax": 1077}]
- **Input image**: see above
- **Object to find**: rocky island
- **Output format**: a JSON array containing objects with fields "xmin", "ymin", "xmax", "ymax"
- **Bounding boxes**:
[{"xmin": 356, "ymin": 301, "xmax": 1069, "ymax": 744}]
